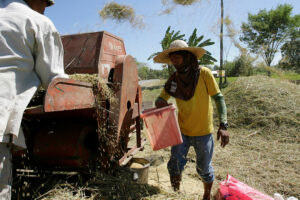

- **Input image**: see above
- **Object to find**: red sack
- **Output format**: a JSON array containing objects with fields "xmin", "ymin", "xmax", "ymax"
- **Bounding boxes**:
[{"xmin": 216, "ymin": 175, "xmax": 274, "ymax": 200}]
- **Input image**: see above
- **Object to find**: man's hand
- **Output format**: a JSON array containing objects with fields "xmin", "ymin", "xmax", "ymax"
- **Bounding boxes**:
[
  {"xmin": 217, "ymin": 127, "xmax": 229, "ymax": 148},
  {"xmin": 155, "ymin": 97, "xmax": 168, "ymax": 108}
]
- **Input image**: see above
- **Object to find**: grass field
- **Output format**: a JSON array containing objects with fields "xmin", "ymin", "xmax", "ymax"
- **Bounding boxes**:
[{"xmin": 271, "ymin": 71, "xmax": 300, "ymax": 80}]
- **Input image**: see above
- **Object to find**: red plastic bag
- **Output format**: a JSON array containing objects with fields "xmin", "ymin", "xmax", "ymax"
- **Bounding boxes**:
[{"xmin": 216, "ymin": 175, "xmax": 274, "ymax": 200}]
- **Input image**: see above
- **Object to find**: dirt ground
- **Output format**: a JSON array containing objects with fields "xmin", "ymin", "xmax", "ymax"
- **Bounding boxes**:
[{"xmin": 136, "ymin": 131, "xmax": 207, "ymax": 200}]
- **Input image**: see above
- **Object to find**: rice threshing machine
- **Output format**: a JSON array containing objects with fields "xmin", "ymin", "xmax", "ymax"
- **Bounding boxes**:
[{"xmin": 13, "ymin": 31, "xmax": 146, "ymax": 172}]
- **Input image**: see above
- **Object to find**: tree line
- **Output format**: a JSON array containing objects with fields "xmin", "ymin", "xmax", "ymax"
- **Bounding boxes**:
[{"xmin": 136, "ymin": 3, "xmax": 299, "ymax": 80}]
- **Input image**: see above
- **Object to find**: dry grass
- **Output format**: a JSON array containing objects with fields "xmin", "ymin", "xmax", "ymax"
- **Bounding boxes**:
[
  {"xmin": 35, "ymin": 167, "xmax": 160, "ymax": 200},
  {"xmin": 139, "ymin": 79, "xmax": 166, "ymax": 88},
  {"xmin": 100, "ymin": 2, "xmax": 135, "ymax": 22},
  {"xmin": 160, "ymin": 0, "xmax": 204, "ymax": 15},
  {"xmin": 141, "ymin": 75, "xmax": 300, "ymax": 199},
  {"xmin": 224, "ymin": 16, "xmax": 248, "ymax": 55},
  {"xmin": 161, "ymin": 0, "xmax": 203, "ymax": 6},
  {"xmin": 69, "ymin": 74, "xmax": 99, "ymax": 85},
  {"xmin": 99, "ymin": 2, "xmax": 144, "ymax": 29},
  {"xmin": 213, "ymin": 75, "xmax": 300, "ymax": 198},
  {"xmin": 38, "ymin": 183, "xmax": 94, "ymax": 200},
  {"xmin": 23, "ymin": 75, "xmax": 300, "ymax": 199},
  {"xmin": 172, "ymin": 0, "xmax": 202, "ymax": 5},
  {"xmin": 213, "ymin": 129, "xmax": 300, "ymax": 198},
  {"xmin": 224, "ymin": 75, "xmax": 300, "ymax": 142},
  {"xmin": 29, "ymin": 74, "xmax": 116, "ymax": 107}
]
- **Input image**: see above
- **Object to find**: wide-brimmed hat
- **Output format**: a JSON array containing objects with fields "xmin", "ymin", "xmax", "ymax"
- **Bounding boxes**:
[
  {"xmin": 153, "ymin": 40, "xmax": 206, "ymax": 64},
  {"xmin": 46, "ymin": 0, "xmax": 55, "ymax": 7}
]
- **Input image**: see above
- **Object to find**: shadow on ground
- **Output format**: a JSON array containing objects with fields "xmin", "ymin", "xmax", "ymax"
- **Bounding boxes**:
[{"xmin": 12, "ymin": 168, "xmax": 160, "ymax": 200}]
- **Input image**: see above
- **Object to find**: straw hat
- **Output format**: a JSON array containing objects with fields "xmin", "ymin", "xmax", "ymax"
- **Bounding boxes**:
[
  {"xmin": 46, "ymin": 0, "xmax": 55, "ymax": 7},
  {"xmin": 153, "ymin": 40, "xmax": 206, "ymax": 64}
]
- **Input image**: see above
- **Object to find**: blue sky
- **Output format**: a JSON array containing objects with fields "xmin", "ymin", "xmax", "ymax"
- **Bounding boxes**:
[{"xmin": 46, "ymin": 0, "xmax": 300, "ymax": 69}]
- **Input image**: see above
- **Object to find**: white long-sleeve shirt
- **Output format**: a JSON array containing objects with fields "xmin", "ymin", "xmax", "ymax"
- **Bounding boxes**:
[{"xmin": 0, "ymin": 0, "xmax": 68, "ymax": 149}]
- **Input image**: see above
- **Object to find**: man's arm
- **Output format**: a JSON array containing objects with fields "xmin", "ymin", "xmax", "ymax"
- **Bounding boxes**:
[
  {"xmin": 155, "ymin": 88, "xmax": 170, "ymax": 108},
  {"xmin": 212, "ymin": 92, "xmax": 227, "ymax": 124},
  {"xmin": 212, "ymin": 92, "xmax": 229, "ymax": 147},
  {"xmin": 155, "ymin": 97, "xmax": 168, "ymax": 108},
  {"xmin": 34, "ymin": 22, "xmax": 68, "ymax": 89}
]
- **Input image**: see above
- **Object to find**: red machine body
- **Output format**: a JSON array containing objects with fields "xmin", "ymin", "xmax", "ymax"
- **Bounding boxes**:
[{"xmin": 13, "ymin": 31, "xmax": 145, "ymax": 171}]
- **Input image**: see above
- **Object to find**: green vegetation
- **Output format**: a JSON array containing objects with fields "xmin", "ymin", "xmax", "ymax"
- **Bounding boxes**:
[
  {"xmin": 240, "ymin": 4, "xmax": 300, "ymax": 76},
  {"xmin": 271, "ymin": 71, "xmax": 300, "ymax": 80},
  {"xmin": 147, "ymin": 26, "xmax": 185, "ymax": 76},
  {"xmin": 138, "ymin": 65, "xmax": 169, "ymax": 80},
  {"xmin": 142, "ymin": 87, "xmax": 163, "ymax": 103},
  {"xmin": 280, "ymin": 29, "xmax": 300, "ymax": 72},
  {"xmin": 224, "ymin": 58, "xmax": 254, "ymax": 77},
  {"xmin": 148, "ymin": 26, "xmax": 216, "ymax": 76},
  {"xmin": 188, "ymin": 28, "xmax": 217, "ymax": 65},
  {"xmin": 215, "ymin": 76, "xmax": 237, "ymax": 85}
]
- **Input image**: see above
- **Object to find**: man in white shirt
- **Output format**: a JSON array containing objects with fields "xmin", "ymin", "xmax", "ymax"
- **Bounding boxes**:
[{"xmin": 0, "ymin": 0, "xmax": 68, "ymax": 198}]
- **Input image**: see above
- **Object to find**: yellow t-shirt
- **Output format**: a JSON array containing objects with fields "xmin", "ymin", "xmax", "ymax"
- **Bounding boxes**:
[{"xmin": 159, "ymin": 67, "xmax": 220, "ymax": 136}]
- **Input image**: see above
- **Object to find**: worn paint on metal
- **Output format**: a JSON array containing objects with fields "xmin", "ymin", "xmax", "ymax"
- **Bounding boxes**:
[{"xmin": 44, "ymin": 78, "xmax": 95, "ymax": 112}]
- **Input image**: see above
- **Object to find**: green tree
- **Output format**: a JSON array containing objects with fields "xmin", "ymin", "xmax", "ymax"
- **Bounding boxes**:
[
  {"xmin": 148, "ymin": 26, "xmax": 185, "ymax": 76},
  {"xmin": 224, "ymin": 56, "xmax": 254, "ymax": 77},
  {"xmin": 280, "ymin": 29, "xmax": 300, "ymax": 72},
  {"xmin": 240, "ymin": 4, "xmax": 300, "ymax": 76},
  {"xmin": 138, "ymin": 65, "xmax": 150, "ymax": 80},
  {"xmin": 187, "ymin": 28, "xmax": 217, "ymax": 65},
  {"xmin": 136, "ymin": 59, "xmax": 148, "ymax": 69},
  {"xmin": 234, "ymin": 55, "xmax": 254, "ymax": 77},
  {"xmin": 224, "ymin": 61, "xmax": 235, "ymax": 77},
  {"xmin": 137, "ymin": 60, "xmax": 170, "ymax": 80}
]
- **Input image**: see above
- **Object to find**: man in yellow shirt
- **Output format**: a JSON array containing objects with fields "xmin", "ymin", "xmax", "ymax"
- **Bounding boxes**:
[{"xmin": 154, "ymin": 40, "xmax": 229, "ymax": 200}]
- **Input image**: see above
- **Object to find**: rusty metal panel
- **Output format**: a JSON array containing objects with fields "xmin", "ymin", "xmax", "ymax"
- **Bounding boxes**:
[
  {"xmin": 98, "ymin": 32, "xmax": 126, "ymax": 79},
  {"xmin": 132, "ymin": 103, "xmax": 139, "ymax": 119},
  {"xmin": 62, "ymin": 32, "xmax": 103, "ymax": 74},
  {"xmin": 31, "ymin": 122, "xmax": 96, "ymax": 169},
  {"xmin": 61, "ymin": 31, "xmax": 126, "ymax": 80},
  {"xmin": 119, "ymin": 138, "xmax": 147, "ymax": 166},
  {"xmin": 137, "ymin": 85, "xmax": 142, "ymax": 112},
  {"xmin": 44, "ymin": 78, "xmax": 95, "ymax": 112},
  {"xmin": 109, "ymin": 55, "xmax": 138, "ymax": 139}
]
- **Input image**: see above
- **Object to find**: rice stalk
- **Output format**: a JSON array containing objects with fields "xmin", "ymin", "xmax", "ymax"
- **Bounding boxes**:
[{"xmin": 99, "ymin": 2, "xmax": 145, "ymax": 29}]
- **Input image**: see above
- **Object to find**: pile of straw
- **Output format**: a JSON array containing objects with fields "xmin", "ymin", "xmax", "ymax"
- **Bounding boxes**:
[
  {"xmin": 28, "ymin": 74, "xmax": 116, "ymax": 107},
  {"xmin": 224, "ymin": 75, "xmax": 300, "ymax": 143}
]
